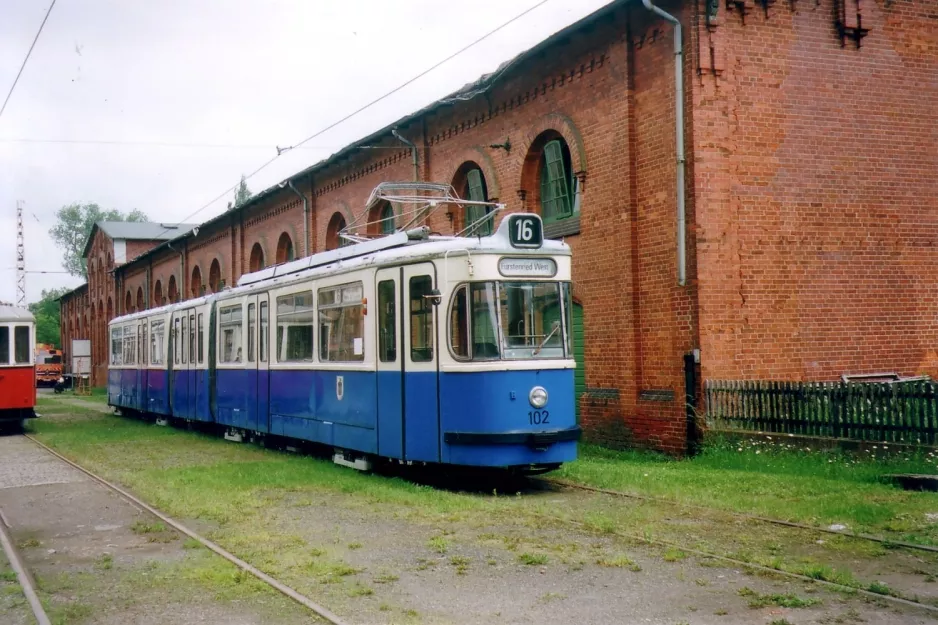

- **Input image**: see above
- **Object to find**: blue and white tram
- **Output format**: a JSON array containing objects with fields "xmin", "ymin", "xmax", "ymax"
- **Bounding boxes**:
[{"xmin": 108, "ymin": 211, "xmax": 580, "ymax": 472}]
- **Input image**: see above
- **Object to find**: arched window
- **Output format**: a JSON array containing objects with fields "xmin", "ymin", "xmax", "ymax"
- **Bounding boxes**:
[
  {"xmin": 136, "ymin": 287, "xmax": 144, "ymax": 311},
  {"xmin": 191, "ymin": 266, "xmax": 202, "ymax": 297},
  {"xmin": 275, "ymin": 233, "xmax": 294, "ymax": 264},
  {"xmin": 249, "ymin": 243, "xmax": 265, "ymax": 272},
  {"xmin": 326, "ymin": 212, "xmax": 347, "ymax": 251},
  {"xmin": 522, "ymin": 132, "xmax": 581, "ymax": 228},
  {"xmin": 154, "ymin": 280, "xmax": 163, "ymax": 307},
  {"xmin": 380, "ymin": 203, "xmax": 395, "ymax": 235},
  {"xmin": 209, "ymin": 259, "xmax": 222, "ymax": 292},
  {"xmin": 125, "ymin": 291, "xmax": 133, "ymax": 313},
  {"xmin": 453, "ymin": 163, "xmax": 492, "ymax": 236},
  {"xmin": 107, "ymin": 253, "xmax": 112, "ymax": 269},
  {"xmin": 167, "ymin": 275, "xmax": 178, "ymax": 303},
  {"xmin": 107, "ymin": 297, "xmax": 113, "ymax": 322}
]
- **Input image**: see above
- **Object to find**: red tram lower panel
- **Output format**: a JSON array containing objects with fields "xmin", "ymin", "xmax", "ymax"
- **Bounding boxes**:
[{"xmin": 0, "ymin": 366, "xmax": 36, "ymax": 421}]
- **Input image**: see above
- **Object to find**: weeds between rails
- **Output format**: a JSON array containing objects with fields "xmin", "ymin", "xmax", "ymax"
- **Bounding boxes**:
[{"xmin": 541, "ymin": 477, "xmax": 938, "ymax": 555}]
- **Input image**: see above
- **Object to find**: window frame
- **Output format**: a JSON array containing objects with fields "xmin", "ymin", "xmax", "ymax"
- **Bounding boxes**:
[
  {"xmin": 317, "ymin": 281, "xmax": 365, "ymax": 362},
  {"xmin": 259, "ymin": 301, "xmax": 269, "ymax": 363},
  {"xmin": 276, "ymin": 290, "xmax": 315, "ymax": 363},
  {"xmin": 377, "ymin": 279, "xmax": 397, "ymax": 362},
  {"xmin": 218, "ymin": 303, "xmax": 244, "ymax": 364},
  {"xmin": 13, "ymin": 325, "xmax": 31, "ymax": 365},
  {"xmin": 539, "ymin": 139, "xmax": 575, "ymax": 224},
  {"xmin": 0, "ymin": 326, "xmax": 8, "ymax": 365},
  {"xmin": 409, "ymin": 275, "xmax": 434, "ymax": 363},
  {"xmin": 464, "ymin": 168, "xmax": 492, "ymax": 236}
]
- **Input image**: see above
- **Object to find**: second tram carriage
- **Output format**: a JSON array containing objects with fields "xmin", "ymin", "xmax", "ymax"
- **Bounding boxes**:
[
  {"xmin": 108, "ymin": 184, "xmax": 580, "ymax": 472},
  {"xmin": 0, "ymin": 304, "xmax": 37, "ymax": 427}
]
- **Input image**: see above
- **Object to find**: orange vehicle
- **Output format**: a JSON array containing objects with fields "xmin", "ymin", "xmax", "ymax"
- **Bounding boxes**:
[{"xmin": 35, "ymin": 342, "xmax": 63, "ymax": 387}]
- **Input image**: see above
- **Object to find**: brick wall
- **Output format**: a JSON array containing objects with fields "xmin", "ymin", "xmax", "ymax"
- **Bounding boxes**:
[{"xmin": 693, "ymin": 0, "xmax": 938, "ymax": 383}]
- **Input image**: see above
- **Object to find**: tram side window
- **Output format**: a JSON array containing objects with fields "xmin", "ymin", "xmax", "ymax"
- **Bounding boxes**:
[
  {"xmin": 447, "ymin": 283, "xmax": 501, "ymax": 361},
  {"xmin": 318, "ymin": 282, "xmax": 364, "ymax": 362},
  {"xmin": 173, "ymin": 318, "xmax": 181, "ymax": 365},
  {"xmin": 123, "ymin": 325, "xmax": 136, "ymax": 365},
  {"xmin": 449, "ymin": 286, "xmax": 469, "ymax": 359},
  {"xmin": 409, "ymin": 276, "xmax": 433, "ymax": 362},
  {"xmin": 14, "ymin": 326, "xmax": 30, "ymax": 364},
  {"xmin": 189, "ymin": 314, "xmax": 196, "ymax": 365},
  {"xmin": 247, "ymin": 303, "xmax": 256, "ymax": 363},
  {"xmin": 219, "ymin": 305, "xmax": 243, "ymax": 363},
  {"xmin": 137, "ymin": 323, "xmax": 144, "ymax": 365},
  {"xmin": 110, "ymin": 327, "xmax": 123, "ymax": 366},
  {"xmin": 259, "ymin": 302, "xmax": 268, "ymax": 363},
  {"xmin": 0, "ymin": 327, "xmax": 9, "ymax": 364},
  {"xmin": 378, "ymin": 280, "xmax": 396, "ymax": 362},
  {"xmin": 0, "ymin": 326, "xmax": 10, "ymax": 365},
  {"xmin": 150, "ymin": 320, "xmax": 165, "ymax": 365},
  {"xmin": 197, "ymin": 314, "xmax": 204, "ymax": 364},
  {"xmin": 181, "ymin": 315, "xmax": 187, "ymax": 364},
  {"xmin": 277, "ymin": 292, "xmax": 313, "ymax": 362}
]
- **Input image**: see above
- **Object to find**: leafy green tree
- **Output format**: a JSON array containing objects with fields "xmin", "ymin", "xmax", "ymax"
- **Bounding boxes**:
[
  {"xmin": 230, "ymin": 175, "xmax": 252, "ymax": 209},
  {"xmin": 28, "ymin": 287, "xmax": 70, "ymax": 347},
  {"xmin": 50, "ymin": 203, "xmax": 148, "ymax": 277}
]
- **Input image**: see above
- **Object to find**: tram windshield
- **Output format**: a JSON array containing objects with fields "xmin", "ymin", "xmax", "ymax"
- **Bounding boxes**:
[{"xmin": 449, "ymin": 281, "xmax": 572, "ymax": 361}]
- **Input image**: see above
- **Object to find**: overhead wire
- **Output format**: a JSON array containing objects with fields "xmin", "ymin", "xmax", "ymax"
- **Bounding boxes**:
[
  {"xmin": 146, "ymin": 0, "xmax": 552, "ymax": 242},
  {"xmin": 0, "ymin": 0, "xmax": 58, "ymax": 121}
]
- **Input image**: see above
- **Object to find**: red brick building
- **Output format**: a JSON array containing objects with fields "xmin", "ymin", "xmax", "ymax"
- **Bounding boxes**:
[{"xmin": 60, "ymin": 0, "xmax": 938, "ymax": 453}]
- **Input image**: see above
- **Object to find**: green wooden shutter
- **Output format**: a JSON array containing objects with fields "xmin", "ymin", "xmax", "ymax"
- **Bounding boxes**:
[
  {"xmin": 541, "ymin": 140, "xmax": 572, "ymax": 222},
  {"xmin": 572, "ymin": 302, "xmax": 585, "ymax": 423},
  {"xmin": 465, "ymin": 169, "xmax": 491, "ymax": 235}
]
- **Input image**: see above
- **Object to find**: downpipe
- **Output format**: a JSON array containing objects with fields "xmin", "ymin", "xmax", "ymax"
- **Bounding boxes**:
[
  {"xmin": 285, "ymin": 180, "xmax": 309, "ymax": 257},
  {"xmin": 641, "ymin": 0, "xmax": 686, "ymax": 287},
  {"xmin": 392, "ymin": 129, "xmax": 420, "ymax": 182}
]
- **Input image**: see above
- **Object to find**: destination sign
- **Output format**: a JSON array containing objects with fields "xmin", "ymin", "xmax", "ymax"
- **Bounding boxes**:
[{"xmin": 497, "ymin": 257, "xmax": 557, "ymax": 278}]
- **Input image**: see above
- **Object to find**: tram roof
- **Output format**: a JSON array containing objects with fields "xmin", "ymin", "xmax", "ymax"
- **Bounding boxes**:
[
  {"xmin": 110, "ymin": 224, "xmax": 569, "ymax": 326},
  {"xmin": 0, "ymin": 305, "xmax": 35, "ymax": 323}
]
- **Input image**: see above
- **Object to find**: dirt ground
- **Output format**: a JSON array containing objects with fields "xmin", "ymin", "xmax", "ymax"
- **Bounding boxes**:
[
  {"xmin": 4, "ymin": 397, "xmax": 937, "ymax": 625},
  {"xmin": 0, "ymin": 435, "xmax": 321, "ymax": 625}
]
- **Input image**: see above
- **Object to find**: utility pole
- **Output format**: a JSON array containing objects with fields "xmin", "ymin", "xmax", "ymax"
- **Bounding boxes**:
[{"xmin": 16, "ymin": 200, "xmax": 25, "ymax": 307}]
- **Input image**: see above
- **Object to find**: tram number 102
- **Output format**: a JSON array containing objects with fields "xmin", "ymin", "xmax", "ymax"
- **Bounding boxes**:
[
  {"xmin": 528, "ymin": 410, "xmax": 550, "ymax": 425},
  {"xmin": 508, "ymin": 214, "xmax": 543, "ymax": 248}
]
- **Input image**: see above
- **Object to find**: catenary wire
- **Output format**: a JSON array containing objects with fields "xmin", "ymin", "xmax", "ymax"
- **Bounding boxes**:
[
  {"xmin": 146, "ymin": 0, "xmax": 552, "ymax": 242},
  {"xmin": 0, "ymin": 0, "xmax": 58, "ymax": 121}
]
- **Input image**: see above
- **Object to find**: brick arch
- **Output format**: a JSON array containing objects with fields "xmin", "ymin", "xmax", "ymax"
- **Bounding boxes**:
[
  {"xmin": 190, "ymin": 265, "xmax": 203, "ymax": 297},
  {"xmin": 136, "ymin": 286, "xmax": 144, "ymax": 311},
  {"xmin": 249, "ymin": 242, "xmax": 267, "ymax": 272},
  {"xmin": 516, "ymin": 112, "xmax": 587, "ymax": 176},
  {"xmin": 153, "ymin": 279, "xmax": 163, "ymax": 307},
  {"xmin": 366, "ymin": 201, "xmax": 398, "ymax": 236},
  {"xmin": 208, "ymin": 258, "xmax": 223, "ymax": 292},
  {"xmin": 125, "ymin": 290, "xmax": 133, "ymax": 313},
  {"xmin": 323, "ymin": 202, "xmax": 354, "ymax": 250},
  {"xmin": 167, "ymin": 275, "xmax": 179, "ymax": 303},
  {"xmin": 449, "ymin": 160, "xmax": 496, "ymax": 234},
  {"xmin": 441, "ymin": 146, "xmax": 501, "ymax": 200},
  {"xmin": 275, "ymin": 226, "xmax": 299, "ymax": 264}
]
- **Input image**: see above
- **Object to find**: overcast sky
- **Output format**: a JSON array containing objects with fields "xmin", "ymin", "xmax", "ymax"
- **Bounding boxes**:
[{"xmin": 0, "ymin": 0, "xmax": 612, "ymax": 305}]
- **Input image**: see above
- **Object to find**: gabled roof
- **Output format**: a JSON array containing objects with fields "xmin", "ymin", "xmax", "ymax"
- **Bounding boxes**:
[
  {"xmin": 82, "ymin": 221, "xmax": 197, "ymax": 258},
  {"xmin": 117, "ymin": 0, "xmax": 627, "ymax": 270}
]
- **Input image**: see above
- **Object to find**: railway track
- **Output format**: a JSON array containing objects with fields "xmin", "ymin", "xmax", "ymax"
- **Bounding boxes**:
[
  {"xmin": 13, "ymin": 423, "xmax": 937, "ymax": 619},
  {"xmin": 542, "ymin": 477, "xmax": 938, "ymax": 554},
  {"xmin": 19, "ymin": 434, "xmax": 350, "ymax": 625},
  {"xmin": 0, "ymin": 504, "xmax": 52, "ymax": 625}
]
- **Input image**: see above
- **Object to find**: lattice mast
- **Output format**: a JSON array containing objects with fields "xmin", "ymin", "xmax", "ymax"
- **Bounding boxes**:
[{"xmin": 15, "ymin": 200, "xmax": 26, "ymax": 307}]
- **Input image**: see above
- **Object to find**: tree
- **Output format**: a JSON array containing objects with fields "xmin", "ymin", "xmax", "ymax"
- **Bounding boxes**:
[
  {"xmin": 28, "ymin": 287, "xmax": 70, "ymax": 347},
  {"xmin": 230, "ymin": 175, "xmax": 252, "ymax": 210},
  {"xmin": 50, "ymin": 203, "xmax": 148, "ymax": 277}
]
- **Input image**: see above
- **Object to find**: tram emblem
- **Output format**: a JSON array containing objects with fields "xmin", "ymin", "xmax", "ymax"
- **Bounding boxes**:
[{"xmin": 336, "ymin": 376, "xmax": 344, "ymax": 401}]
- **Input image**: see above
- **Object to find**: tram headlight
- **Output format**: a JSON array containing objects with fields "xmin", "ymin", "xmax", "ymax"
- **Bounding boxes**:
[{"xmin": 528, "ymin": 386, "xmax": 548, "ymax": 409}]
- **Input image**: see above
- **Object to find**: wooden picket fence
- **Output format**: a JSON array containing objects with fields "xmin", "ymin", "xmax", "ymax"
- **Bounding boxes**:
[{"xmin": 705, "ymin": 380, "xmax": 938, "ymax": 445}]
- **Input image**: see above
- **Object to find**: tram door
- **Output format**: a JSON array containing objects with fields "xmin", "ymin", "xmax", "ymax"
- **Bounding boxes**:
[
  {"xmin": 375, "ymin": 263, "xmax": 440, "ymax": 462},
  {"xmin": 170, "ymin": 307, "xmax": 196, "ymax": 419},
  {"xmin": 248, "ymin": 294, "xmax": 270, "ymax": 433}
]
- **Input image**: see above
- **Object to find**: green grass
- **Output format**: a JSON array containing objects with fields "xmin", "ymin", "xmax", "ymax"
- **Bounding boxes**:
[
  {"xmin": 738, "ymin": 586, "xmax": 821, "ymax": 609},
  {"xmin": 28, "ymin": 396, "xmax": 938, "ymax": 609},
  {"xmin": 558, "ymin": 441, "xmax": 938, "ymax": 543},
  {"xmin": 517, "ymin": 552, "xmax": 548, "ymax": 566}
]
